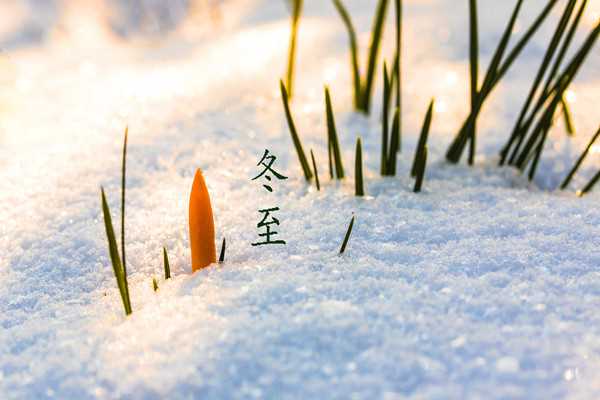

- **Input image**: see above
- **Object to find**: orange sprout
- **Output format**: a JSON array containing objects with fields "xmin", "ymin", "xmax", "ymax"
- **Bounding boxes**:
[{"xmin": 189, "ymin": 169, "xmax": 217, "ymax": 272}]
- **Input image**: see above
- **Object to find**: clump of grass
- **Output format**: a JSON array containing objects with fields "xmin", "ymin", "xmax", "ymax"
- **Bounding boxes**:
[
  {"xmin": 280, "ymin": 80, "xmax": 313, "ymax": 181},
  {"xmin": 413, "ymin": 145, "xmax": 428, "ymax": 193},
  {"xmin": 163, "ymin": 247, "xmax": 171, "ymax": 279},
  {"xmin": 219, "ymin": 238, "xmax": 226, "ymax": 263},
  {"xmin": 100, "ymin": 128, "xmax": 132, "ymax": 316},
  {"xmin": 339, "ymin": 215, "xmax": 356, "ymax": 254},
  {"xmin": 507, "ymin": 20, "xmax": 600, "ymax": 181},
  {"xmin": 332, "ymin": 0, "xmax": 390, "ymax": 114},
  {"xmin": 355, "ymin": 138, "xmax": 364, "ymax": 196},
  {"xmin": 446, "ymin": 0, "xmax": 561, "ymax": 164},
  {"xmin": 500, "ymin": 0, "xmax": 587, "ymax": 167},
  {"xmin": 286, "ymin": 0, "xmax": 303, "ymax": 99},
  {"xmin": 310, "ymin": 149, "xmax": 321, "ymax": 191},
  {"xmin": 560, "ymin": 125, "xmax": 600, "ymax": 190},
  {"xmin": 325, "ymin": 86, "xmax": 345, "ymax": 179},
  {"xmin": 411, "ymin": 100, "xmax": 434, "ymax": 177}
]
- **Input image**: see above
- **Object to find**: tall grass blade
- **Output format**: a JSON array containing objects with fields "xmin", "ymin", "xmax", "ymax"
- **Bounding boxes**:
[
  {"xmin": 560, "ymin": 125, "xmax": 600, "ymax": 189},
  {"xmin": 413, "ymin": 145, "xmax": 428, "ymax": 193},
  {"xmin": 362, "ymin": 0, "xmax": 390, "ymax": 113},
  {"xmin": 339, "ymin": 215, "xmax": 355, "ymax": 254},
  {"xmin": 280, "ymin": 80, "xmax": 313, "ymax": 181},
  {"xmin": 332, "ymin": 0, "xmax": 362, "ymax": 109},
  {"xmin": 328, "ymin": 139, "xmax": 334, "ymax": 179},
  {"xmin": 163, "ymin": 247, "xmax": 171, "ymax": 279},
  {"xmin": 120, "ymin": 127, "xmax": 130, "ymax": 308},
  {"xmin": 561, "ymin": 96, "xmax": 576, "ymax": 136},
  {"xmin": 387, "ymin": 108, "xmax": 400, "ymax": 175},
  {"xmin": 577, "ymin": 169, "xmax": 600, "ymax": 197},
  {"xmin": 310, "ymin": 149, "xmax": 321, "ymax": 191},
  {"xmin": 381, "ymin": 63, "xmax": 391, "ymax": 175},
  {"xmin": 394, "ymin": 0, "xmax": 402, "ymax": 151},
  {"xmin": 468, "ymin": 0, "xmax": 479, "ymax": 165},
  {"xmin": 412, "ymin": 100, "xmax": 434, "ymax": 177},
  {"xmin": 325, "ymin": 86, "xmax": 345, "ymax": 179},
  {"xmin": 219, "ymin": 238, "xmax": 226, "ymax": 263},
  {"xmin": 101, "ymin": 188, "xmax": 132, "ymax": 315},
  {"xmin": 355, "ymin": 138, "xmax": 365, "ymax": 196},
  {"xmin": 286, "ymin": 0, "xmax": 303, "ymax": 99}
]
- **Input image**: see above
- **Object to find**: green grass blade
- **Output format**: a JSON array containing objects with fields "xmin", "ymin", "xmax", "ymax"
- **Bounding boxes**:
[
  {"xmin": 560, "ymin": 125, "xmax": 600, "ymax": 189},
  {"xmin": 493, "ymin": 0, "xmax": 561, "ymax": 85},
  {"xmin": 394, "ymin": 0, "xmax": 402, "ymax": 145},
  {"xmin": 328, "ymin": 139, "xmax": 334, "ymax": 179},
  {"xmin": 381, "ymin": 63, "xmax": 391, "ymax": 175},
  {"xmin": 561, "ymin": 96, "xmax": 576, "ymax": 136},
  {"xmin": 153, "ymin": 277, "xmax": 159, "ymax": 292},
  {"xmin": 286, "ymin": 0, "xmax": 303, "ymax": 99},
  {"xmin": 280, "ymin": 80, "xmax": 313, "ymax": 181},
  {"xmin": 412, "ymin": 100, "xmax": 434, "ymax": 177},
  {"xmin": 468, "ymin": 0, "xmax": 479, "ymax": 165},
  {"xmin": 362, "ymin": 0, "xmax": 390, "ymax": 113},
  {"xmin": 339, "ymin": 215, "xmax": 355, "ymax": 254},
  {"xmin": 310, "ymin": 149, "xmax": 321, "ymax": 191},
  {"xmin": 577, "ymin": 169, "xmax": 600, "ymax": 197},
  {"xmin": 332, "ymin": 0, "xmax": 362, "ymax": 109},
  {"xmin": 355, "ymin": 138, "xmax": 364, "ymax": 196},
  {"xmin": 120, "ymin": 127, "xmax": 130, "ymax": 310},
  {"xmin": 163, "ymin": 247, "xmax": 171, "ymax": 279},
  {"xmin": 325, "ymin": 86, "xmax": 345, "ymax": 179},
  {"xmin": 219, "ymin": 238, "xmax": 226, "ymax": 263},
  {"xmin": 101, "ymin": 188, "xmax": 131, "ymax": 315},
  {"xmin": 413, "ymin": 145, "xmax": 427, "ymax": 193},
  {"xmin": 387, "ymin": 108, "xmax": 400, "ymax": 175}
]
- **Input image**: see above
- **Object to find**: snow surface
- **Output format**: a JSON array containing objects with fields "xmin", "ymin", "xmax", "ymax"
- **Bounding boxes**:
[{"xmin": 1, "ymin": 0, "xmax": 600, "ymax": 398}]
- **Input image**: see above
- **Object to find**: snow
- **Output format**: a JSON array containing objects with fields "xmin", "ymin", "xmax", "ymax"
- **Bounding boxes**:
[{"xmin": 1, "ymin": 0, "xmax": 600, "ymax": 398}]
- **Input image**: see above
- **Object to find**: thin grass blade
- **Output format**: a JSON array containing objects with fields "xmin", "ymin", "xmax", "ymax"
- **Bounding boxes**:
[
  {"xmin": 280, "ymin": 80, "xmax": 313, "ymax": 181},
  {"xmin": 355, "ymin": 138, "xmax": 364, "ymax": 196},
  {"xmin": 219, "ymin": 238, "xmax": 226, "ymax": 263},
  {"xmin": 310, "ymin": 149, "xmax": 321, "ymax": 191},
  {"xmin": 325, "ymin": 86, "xmax": 345, "ymax": 179},
  {"xmin": 412, "ymin": 100, "xmax": 434, "ymax": 177},
  {"xmin": 339, "ymin": 215, "xmax": 355, "ymax": 254},
  {"xmin": 101, "ymin": 188, "xmax": 131, "ymax": 315},
  {"xmin": 163, "ymin": 247, "xmax": 171, "ymax": 279},
  {"xmin": 381, "ymin": 63, "xmax": 391, "ymax": 175},
  {"xmin": 332, "ymin": 0, "xmax": 362, "ymax": 109},
  {"xmin": 387, "ymin": 108, "xmax": 400, "ymax": 175},
  {"xmin": 413, "ymin": 145, "xmax": 428, "ymax": 193},
  {"xmin": 577, "ymin": 169, "xmax": 600, "ymax": 197},
  {"xmin": 286, "ymin": 0, "xmax": 304, "ymax": 99},
  {"xmin": 362, "ymin": 0, "xmax": 390, "ymax": 113},
  {"xmin": 560, "ymin": 125, "xmax": 600, "ymax": 189}
]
